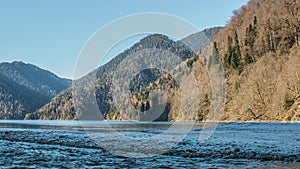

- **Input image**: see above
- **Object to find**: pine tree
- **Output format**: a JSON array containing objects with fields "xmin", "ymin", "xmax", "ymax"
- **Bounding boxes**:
[
  {"xmin": 244, "ymin": 16, "xmax": 258, "ymax": 65},
  {"xmin": 232, "ymin": 30, "xmax": 241, "ymax": 69},
  {"xmin": 253, "ymin": 17, "xmax": 258, "ymax": 37},
  {"xmin": 224, "ymin": 36, "xmax": 233, "ymax": 68}
]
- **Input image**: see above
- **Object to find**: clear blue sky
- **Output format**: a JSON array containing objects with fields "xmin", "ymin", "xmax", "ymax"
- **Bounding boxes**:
[{"xmin": 0, "ymin": 0, "xmax": 249, "ymax": 79}]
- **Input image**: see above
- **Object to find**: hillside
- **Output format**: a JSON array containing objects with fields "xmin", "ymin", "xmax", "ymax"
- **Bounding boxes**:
[
  {"xmin": 29, "ymin": 0, "xmax": 300, "ymax": 122},
  {"xmin": 103, "ymin": 0, "xmax": 300, "ymax": 122},
  {"xmin": 211, "ymin": 0, "xmax": 300, "ymax": 121},
  {"xmin": 24, "ymin": 89, "xmax": 75, "ymax": 120},
  {"xmin": 0, "ymin": 61, "xmax": 71, "ymax": 119},
  {"xmin": 181, "ymin": 26, "xmax": 223, "ymax": 51},
  {"xmin": 0, "ymin": 61, "xmax": 71, "ymax": 97},
  {"xmin": 28, "ymin": 29, "xmax": 221, "ymax": 120}
]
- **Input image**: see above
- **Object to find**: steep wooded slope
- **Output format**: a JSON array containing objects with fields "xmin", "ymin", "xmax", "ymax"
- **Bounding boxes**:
[{"xmin": 0, "ymin": 61, "xmax": 71, "ymax": 119}]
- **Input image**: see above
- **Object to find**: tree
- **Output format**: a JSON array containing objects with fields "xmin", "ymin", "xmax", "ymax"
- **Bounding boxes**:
[
  {"xmin": 224, "ymin": 36, "xmax": 233, "ymax": 68},
  {"xmin": 245, "ymin": 53, "xmax": 254, "ymax": 65},
  {"xmin": 244, "ymin": 16, "xmax": 258, "ymax": 65},
  {"xmin": 231, "ymin": 30, "xmax": 241, "ymax": 69},
  {"xmin": 253, "ymin": 16, "xmax": 258, "ymax": 32},
  {"xmin": 245, "ymin": 24, "xmax": 255, "ymax": 48}
]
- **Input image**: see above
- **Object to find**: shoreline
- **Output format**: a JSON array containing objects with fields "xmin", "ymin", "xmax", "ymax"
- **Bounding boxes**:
[{"xmin": 0, "ymin": 119, "xmax": 299, "ymax": 123}]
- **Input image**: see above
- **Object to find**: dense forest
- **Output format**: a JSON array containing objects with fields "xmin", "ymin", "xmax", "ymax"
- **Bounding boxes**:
[
  {"xmin": 0, "ymin": 61, "xmax": 71, "ymax": 119},
  {"xmin": 212, "ymin": 0, "xmax": 300, "ymax": 121}
]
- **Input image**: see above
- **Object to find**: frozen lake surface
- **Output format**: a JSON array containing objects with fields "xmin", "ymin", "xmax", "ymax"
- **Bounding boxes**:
[{"xmin": 0, "ymin": 120, "xmax": 299, "ymax": 168}]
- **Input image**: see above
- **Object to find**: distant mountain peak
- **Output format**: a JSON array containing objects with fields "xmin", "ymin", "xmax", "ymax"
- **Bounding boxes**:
[
  {"xmin": 139, "ymin": 33, "xmax": 170, "ymax": 42},
  {"xmin": 11, "ymin": 61, "xmax": 24, "ymax": 64},
  {"xmin": 0, "ymin": 61, "xmax": 71, "ymax": 97},
  {"xmin": 180, "ymin": 27, "xmax": 223, "ymax": 51},
  {"xmin": 4, "ymin": 61, "xmax": 39, "ymax": 70},
  {"xmin": 130, "ymin": 33, "xmax": 183, "ymax": 51}
]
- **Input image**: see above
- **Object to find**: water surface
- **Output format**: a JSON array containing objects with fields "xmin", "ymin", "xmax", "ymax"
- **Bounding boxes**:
[{"xmin": 0, "ymin": 120, "xmax": 299, "ymax": 168}]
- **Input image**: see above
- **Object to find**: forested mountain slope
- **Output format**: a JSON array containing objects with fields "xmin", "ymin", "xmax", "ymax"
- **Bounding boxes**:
[
  {"xmin": 28, "ymin": 28, "xmax": 220, "ymax": 120},
  {"xmin": 0, "ymin": 61, "xmax": 71, "ymax": 119},
  {"xmin": 211, "ymin": 0, "xmax": 300, "ymax": 121},
  {"xmin": 29, "ymin": 0, "xmax": 300, "ymax": 122}
]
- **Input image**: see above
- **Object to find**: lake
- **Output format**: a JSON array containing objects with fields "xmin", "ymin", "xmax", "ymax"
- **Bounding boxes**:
[{"xmin": 0, "ymin": 120, "xmax": 299, "ymax": 168}]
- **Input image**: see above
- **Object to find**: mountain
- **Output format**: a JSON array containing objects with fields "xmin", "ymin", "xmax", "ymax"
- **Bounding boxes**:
[
  {"xmin": 128, "ymin": 0, "xmax": 300, "ymax": 122},
  {"xmin": 0, "ymin": 61, "xmax": 71, "ymax": 97},
  {"xmin": 146, "ymin": 0, "xmax": 300, "ymax": 122},
  {"xmin": 180, "ymin": 27, "xmax": 223, "ymax": 51},
  {"xmin": 27, "ymin": 30, "xmax": 221, "ymax": 120},
  {"xmin": 31, "ymin": 0, "xmax": 300, "ymax": 122},
  {"xmin": 0, "ymin": 61, "xmax": 71, "ymax": 119}
]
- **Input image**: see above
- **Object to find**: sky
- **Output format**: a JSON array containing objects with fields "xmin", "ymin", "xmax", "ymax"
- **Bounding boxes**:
[{"xmin": 0, "ymin": 0, "xmax": 249, "ymax": 79}]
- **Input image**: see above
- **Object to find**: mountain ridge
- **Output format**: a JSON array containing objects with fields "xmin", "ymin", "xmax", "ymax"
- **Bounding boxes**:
[
  {"xmin": 26, "ymin": 0, "xmax": 300, "ymax": 122},
  {"xmin": 0, "ymin": 61, "xmax": 71, "ymax": 119},
  {"xmin": 27, "ymin": 30, "xmax": 220, "ymax": 120},
  {"xmin": 0, "ymin": 61, "xmax": 71, "ymax": 97}
]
